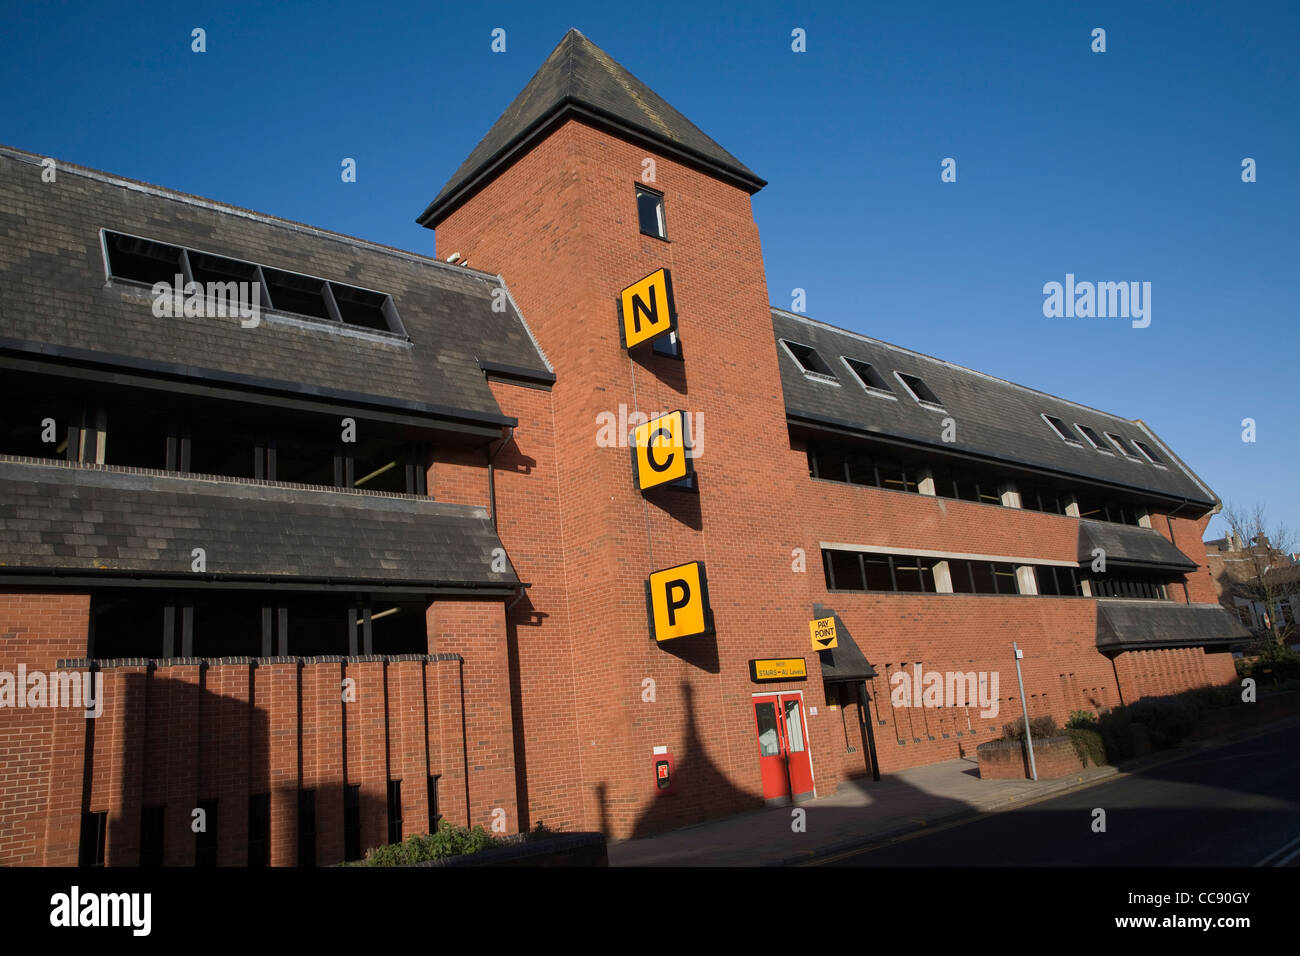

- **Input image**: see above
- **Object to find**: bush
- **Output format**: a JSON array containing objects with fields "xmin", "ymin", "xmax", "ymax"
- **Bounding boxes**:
[
  {"xmin": 1001, "ymin": 715, "xmax": 1058, "ymax": 741},
  {"xmin": 1242, "ymin": 645, "xmax": 1300, "ymax": 685},
  {"xmin": 1064, "ymin": 727, "xmax": 1106, "ymax": 767},
  {"xmin": 1067, "ymin": 710, "xmax": 1098, "ymax": 729},
  {"xmin": 360, "ymin": 820, "xmax": 497, "ymax": 867}
]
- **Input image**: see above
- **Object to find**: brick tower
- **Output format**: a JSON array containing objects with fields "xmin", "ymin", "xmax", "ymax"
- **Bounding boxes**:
[{"xmin": 422, "ymin": 29, "xmax": 825, "ymax": 837}]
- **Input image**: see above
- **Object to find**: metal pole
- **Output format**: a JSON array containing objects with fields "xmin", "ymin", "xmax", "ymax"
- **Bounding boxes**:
[{"xmin": 1013, "ymin": 642, "xmax": 1038, "ymax": 781}]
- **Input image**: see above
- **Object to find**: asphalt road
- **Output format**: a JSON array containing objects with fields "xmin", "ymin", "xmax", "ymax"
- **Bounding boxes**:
[{"xmin": 817, "ymin": 722, "xmax": 1300, "ymax": 866}]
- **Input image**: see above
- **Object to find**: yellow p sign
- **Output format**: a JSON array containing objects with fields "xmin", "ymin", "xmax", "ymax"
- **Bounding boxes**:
[
  {"xmin": 619, "ymin": 268, "xmax": 676, "ymax": 349},
  {"xmin": 810, "ymin": 617, "xmax": 838, "ymax": 650},
  {"xmin": 631, "ymin": 410, "xmax": 691, "ymax": 491},
  {"xmin": 647, "ymin": 561, "xmax": 711, "ymax": 642}
]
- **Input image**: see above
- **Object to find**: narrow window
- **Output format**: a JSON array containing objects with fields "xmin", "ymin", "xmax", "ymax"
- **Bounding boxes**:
[
  {"xmin": 248, "ymin": 794, "xmax": 270, "ymax": 867},
  {"xmin": 140, "ymin": 806, "xmax": 165, "ymax": 867},
  {"xmin": 652, "ymin": 328, "xmax": 681, "ymax": 358},
  {"xmin": 343, "ymin": 784, "xmax": 362, "ymax": 862},
  {"xmin": 783, "ymin": 341, "xmax": 836, "ymax": 377},
  {"xmin": 387, "ymin": 780, "xmax": 403, "ymax": 845},
  {"xmin": 635, "ymin": 186, "xmax": 666, "ymax": 239},
  {"xmin": 79, "ymin": 811, "xmax": 107, "ymax": 867},
  {"xmin": 843, "ymin": 358, "xmax": 893, "ymax": 394},
  {"xmin": 427, "ymin": 776, "xmax": 440, "ymax": 833},
  {"xmin": 298, "ymin": 790, "xmax": 317, "ymax": 868},
  {"xmin": 895, "ymin": 372, "xmax": 943, "ymax": 407},
  {"xmin": 196, "ymin": 798, "xmax": 218, "ymax": 867}
]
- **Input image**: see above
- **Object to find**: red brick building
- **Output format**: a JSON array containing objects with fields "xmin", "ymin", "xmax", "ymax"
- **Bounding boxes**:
[{"xmin": 0, "ymin": 29, "xmax": 1245, "ymax": 866}]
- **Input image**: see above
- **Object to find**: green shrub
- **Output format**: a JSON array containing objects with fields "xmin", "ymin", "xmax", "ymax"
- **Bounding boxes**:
[
  {"xmin": 360, "ymin": 820, "xmax": 498, "ymax": 867},
  {"xmin": 1001, "ymin": 714, "xmax": 1059, "ymax": 741},
  {"xmin": 1245, "ymin": 645, "xmax": 1300, "ymax": 684},
  {"xmin": 1064, "ymin": 727, "xmax": 1106, "ymax": 767},
  {"xmin": 1067, "ymin": 710, "xmax": 1098, "ymax": 729}
]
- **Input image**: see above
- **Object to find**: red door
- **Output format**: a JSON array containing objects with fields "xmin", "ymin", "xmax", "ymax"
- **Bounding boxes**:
[{"xmin": 752, "ymin": 693, "xmax": 816, "ymax": 804}]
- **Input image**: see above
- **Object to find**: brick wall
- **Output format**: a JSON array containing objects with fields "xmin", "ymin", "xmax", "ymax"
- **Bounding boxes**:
[{"xmin": 0, "ymin": 593, "xmax": 89, "ymax": 865}]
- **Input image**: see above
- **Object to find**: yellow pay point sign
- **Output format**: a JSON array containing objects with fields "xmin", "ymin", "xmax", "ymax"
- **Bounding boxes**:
[
  {"xmin": 810, "ymin": 616, "xmax": 838, "ymax": 650},
  {"xmin": 619, "ymin": 268, "xmax": 677, "ymax": 349},
  {"xmin": 647, "ymin": 561, "xmax": 711, "ymax": 642},
  {"xmin": 631, "ymin": 410, "xmax": 692, "ymax": 491}
]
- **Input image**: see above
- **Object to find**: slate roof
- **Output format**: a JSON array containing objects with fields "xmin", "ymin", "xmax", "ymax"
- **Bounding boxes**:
[
  {"xmin": 0, "ymin": 145, "xmax": 552, "ymax": 428},
  {"xmin": 773, "ymin": 309, "xmax": 1217, "ymax": 508},
  {"xmin": 0, "ymin": 457, "xmax": 517, "ymax": 590},
  {"xmin": 1077, "ymin": 521, "xmax": 1199, "ymax": 571},
  {"xmin": 418, "ymin": 28, "xmax": 765, "ymax": 227},
  {"xmin": 1095, "ymin": 600, "xmax": 1249, "ymax": 651}
]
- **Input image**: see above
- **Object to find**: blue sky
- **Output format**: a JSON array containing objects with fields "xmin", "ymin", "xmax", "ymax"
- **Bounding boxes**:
[{"xmin": 1, "ymin": 1, "xmax": 1296, "ymax": 539}]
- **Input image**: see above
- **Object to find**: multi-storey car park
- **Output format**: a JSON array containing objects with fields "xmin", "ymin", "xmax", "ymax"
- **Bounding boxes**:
[{"xmin": 0, "ymin": 29, "xmax": 1246, "ymax": 866}]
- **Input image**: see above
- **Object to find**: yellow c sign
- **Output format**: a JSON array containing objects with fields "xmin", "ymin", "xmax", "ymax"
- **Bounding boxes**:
[
  {"xmin": 631, "ymin": 410, "xmax": 691, "ymax": 491},
  {"xmin": 810, "ymin": 617, "xmax": 838, "ymax": 650},
  {"xmin": 619, "ymin": 268, "xmax": 676, "ymax": 349},
  {"xmin": 647, "ymin": 561, "xmax": 711, "ymax": 642}
]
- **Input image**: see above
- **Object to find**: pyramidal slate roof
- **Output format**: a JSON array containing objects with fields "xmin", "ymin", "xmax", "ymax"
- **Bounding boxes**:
[
  {"xmin": 773, "ymin": 308, "xmax": 1218, "ymax": 509},
  {"xmin": 418, "ymin": 28, "xmax": 764, "ymax": 227}
]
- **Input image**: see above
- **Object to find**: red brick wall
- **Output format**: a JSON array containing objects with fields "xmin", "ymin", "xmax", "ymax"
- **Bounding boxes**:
[
  {"xmin": 436, "ymin": 119, "xmax": 826, "ymax": 836},
  {"xmin": 1154, "ymin": 511, "xmax": 1218, "ymax": 604},
  {"xmin": 428, "ymin": 600, "xmax": 518, "ymax": 833},
  {"xmin": 0, "ymin": 593, "xmax": 89, "ymax": 865},
  {"xmin": 1, "ymin": 649, "xmax": 495, "ymax": 867}
]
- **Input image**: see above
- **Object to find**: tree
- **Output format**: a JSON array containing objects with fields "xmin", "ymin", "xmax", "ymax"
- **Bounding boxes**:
[{"xmin": 1218, "ymin": 502, "xmax": 1299, "ymax": 648}]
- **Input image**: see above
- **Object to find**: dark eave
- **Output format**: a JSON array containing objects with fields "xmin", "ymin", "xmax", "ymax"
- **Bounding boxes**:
[{"xmin": 1095, "ymin": 600, "xmax": 1250, "ymax": 652}]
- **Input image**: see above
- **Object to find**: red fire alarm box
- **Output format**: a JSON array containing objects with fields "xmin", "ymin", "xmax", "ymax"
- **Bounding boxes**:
[{"xmin": 653, "ymin": 747, "xmax": 677, "ymax": 796}]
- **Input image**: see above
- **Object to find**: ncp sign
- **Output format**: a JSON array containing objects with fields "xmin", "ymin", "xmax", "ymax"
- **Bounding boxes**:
[
  {"xmin": 630, "ymin": 409, "xmax": 693, "ymax": 491},
  {"xmin": 646, "ymin": 561, "xmax": 712, "ymax": 642},
  {"xmin": 618, "ymin": 268, "xmax": 676, "ymax": 349}
]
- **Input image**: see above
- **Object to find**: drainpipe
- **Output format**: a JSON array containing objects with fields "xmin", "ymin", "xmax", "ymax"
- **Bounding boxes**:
[{"xmin": 487, "ymin": 426, "xmax": 515, "ymax": 530}]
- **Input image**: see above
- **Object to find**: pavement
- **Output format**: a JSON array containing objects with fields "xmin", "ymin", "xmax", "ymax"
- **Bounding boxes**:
[{"xmin": 607, "ymin": 713, "xmax": 1300, "ymax": 866}]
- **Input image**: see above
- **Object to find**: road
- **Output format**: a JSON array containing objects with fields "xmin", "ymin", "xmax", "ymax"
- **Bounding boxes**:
[{"xmin": 816, "ymin": 722, "xmax": 1300, "ymax": 866}]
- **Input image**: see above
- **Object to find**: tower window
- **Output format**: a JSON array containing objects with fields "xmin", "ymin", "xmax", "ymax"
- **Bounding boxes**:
[{"xmin": 636, "ymin": 186, "xmax": 667, "ymax": 239}]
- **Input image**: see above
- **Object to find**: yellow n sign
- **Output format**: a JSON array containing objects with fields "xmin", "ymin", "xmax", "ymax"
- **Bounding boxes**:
[
  {"xmin": 619, "ymin": 268, "xmax": 676, "ymax": 349},
  {"xmin": 810, "ymin": 617, "xmax": 838, "ymax": 650}
]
